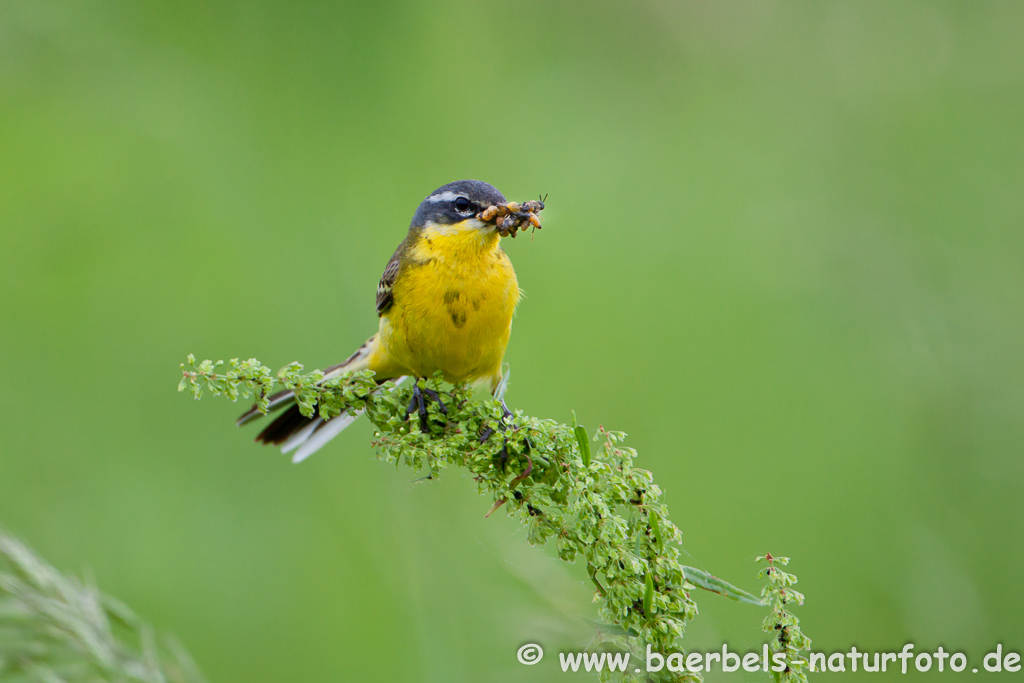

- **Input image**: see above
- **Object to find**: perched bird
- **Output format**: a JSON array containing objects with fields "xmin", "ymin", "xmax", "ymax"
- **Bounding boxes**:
[{"xmin": 237, "ymin": 180, "xmax": 540, "ymax": 463}]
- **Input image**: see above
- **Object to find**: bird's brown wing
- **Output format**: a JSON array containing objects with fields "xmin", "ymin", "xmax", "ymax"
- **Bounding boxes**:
[{"xmin": 375, "ymin": 246, "xmax": 402, "ymax": 316}]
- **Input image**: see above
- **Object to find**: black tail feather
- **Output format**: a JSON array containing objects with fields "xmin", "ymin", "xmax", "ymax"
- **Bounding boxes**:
[{"xmin": 255, "ymin": 403, "xmax": 312, "ymax": 445}]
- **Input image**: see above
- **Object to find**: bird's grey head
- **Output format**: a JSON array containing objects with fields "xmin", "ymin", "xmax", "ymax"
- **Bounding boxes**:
[{"xmin": 410, "ymin": 180, "xmax": 507, "ymax": 229}]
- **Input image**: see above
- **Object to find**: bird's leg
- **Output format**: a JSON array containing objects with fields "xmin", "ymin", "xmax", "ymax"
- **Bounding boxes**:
[
  {"xmin": 509, "ymin": 438, "xmax": 533, "ymax": 489},
  {"xmin": 405, "ymin": 383, "xmax": 428, "ymax": 432},
  {"xmin": 499, "ymin": 398, "xmax": 514, "ymax": 421},
  {"xmin": 420, "ymin": 387, "xmax": 448, "ymax": 419},
  {"xmin": 481, "ymin": 399, "xmax": 531, "ymax": 476},
  {"xmin": 479, "ymin": 399, "xmax": 514, "ymax": 444},
  {"xmin": 405, "ymin": 381, "xmax": 448, "ymax": 432}
]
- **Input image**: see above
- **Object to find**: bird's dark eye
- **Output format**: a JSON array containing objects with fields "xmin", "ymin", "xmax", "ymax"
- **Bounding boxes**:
[{"xmin": 453, "ymin": 196, "xmax": 472, "ymax": 214}]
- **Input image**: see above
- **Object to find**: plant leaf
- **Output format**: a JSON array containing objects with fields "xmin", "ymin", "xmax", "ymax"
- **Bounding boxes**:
[
  {"xmin": 682, "ymin": 566, "xmax": 764, "ymax": 606},
  {"xmin": 574, "ymin": 424, "xmax": 591, "ymax": 467}
]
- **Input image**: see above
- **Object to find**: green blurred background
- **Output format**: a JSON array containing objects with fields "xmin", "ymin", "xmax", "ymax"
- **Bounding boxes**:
[{"xmin": 2, "ymin": 1, "xmax": 1022, "ymax": 680}]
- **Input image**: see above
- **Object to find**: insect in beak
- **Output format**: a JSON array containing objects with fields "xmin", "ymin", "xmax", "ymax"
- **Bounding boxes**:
[{"xmin": 476, "ymin": 196, "xmax": 546, "ymax": 237}]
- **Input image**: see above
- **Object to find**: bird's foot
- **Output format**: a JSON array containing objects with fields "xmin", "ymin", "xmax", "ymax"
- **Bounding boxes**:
[
  {"xmin": 405, "ymin": 382, "xmax": 448, "ymax": 432},
  {"xmin": 479, "ymin": 399, "xmax": 514, "ymax": 444},
  {"xmin": 480, "ymin": 400, "xmax": 532, "ymax": 481}
]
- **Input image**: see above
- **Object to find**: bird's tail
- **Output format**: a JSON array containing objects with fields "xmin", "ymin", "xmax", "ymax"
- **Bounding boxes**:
[{"xmin": 236, "ymin": 335, "xmax": 405, "ymax": 463}]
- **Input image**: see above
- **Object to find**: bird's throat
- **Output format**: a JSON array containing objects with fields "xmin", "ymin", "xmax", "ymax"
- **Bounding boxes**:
[{"xmin": 415, "ymin": 221, "xmax": 501, "ymax": 264}]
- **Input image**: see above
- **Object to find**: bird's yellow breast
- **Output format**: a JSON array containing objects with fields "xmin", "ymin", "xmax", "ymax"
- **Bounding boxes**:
[{"xmin": 374, "ymin": 222, "xmax": 520, "ymax": 387}]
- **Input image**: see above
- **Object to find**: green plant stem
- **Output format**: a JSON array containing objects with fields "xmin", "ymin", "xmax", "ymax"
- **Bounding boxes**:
[{"xmin": 180, "ymin": 355, "xmax": 805, "ymax": 683}]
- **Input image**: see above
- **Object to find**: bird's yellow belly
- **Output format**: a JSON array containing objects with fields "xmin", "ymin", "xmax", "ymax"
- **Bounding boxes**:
[{"xmin": 376, "ymin": 231, "xmax": 519, "ymax": 386}]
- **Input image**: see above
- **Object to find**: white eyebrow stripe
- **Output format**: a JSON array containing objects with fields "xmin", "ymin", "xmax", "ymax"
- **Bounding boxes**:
[{"xmin": 424, "ymin": 190, "xmax": 463, "ymax": 203}]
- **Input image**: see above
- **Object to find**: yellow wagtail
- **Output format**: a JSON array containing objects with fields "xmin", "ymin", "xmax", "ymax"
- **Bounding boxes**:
[{"xmin": 237, "ymin": 180, "xmax": 544, "ymax": 462}]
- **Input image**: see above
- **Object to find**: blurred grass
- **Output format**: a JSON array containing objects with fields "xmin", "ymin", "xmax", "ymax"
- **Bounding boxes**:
[{"xmin": 1, "ymin": 1, "xmax": 1022, "ymax": 681}]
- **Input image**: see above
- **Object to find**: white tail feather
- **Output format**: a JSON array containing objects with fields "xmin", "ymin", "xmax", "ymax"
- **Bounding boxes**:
[
  {"xmin": 291, "ymin": 412, "xmax": 360, "ymax": 464},
  {"xmin": 280, "ymin": 418, "xmax": 322, "ymax": 455},
  {"xmin": 284, "ymin": 376, "xmax": 411, "ymax": 464}
]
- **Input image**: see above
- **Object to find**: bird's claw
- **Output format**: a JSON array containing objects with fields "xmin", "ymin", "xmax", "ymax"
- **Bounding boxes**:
[
  {"xmin": 497, "ymin": 438, "xmax": 510, "ymax": 471},
  {"xmin": 480, "ymin": 400, "xmax": 532, "ymax": 484},
  {"xmin": 405, "ymin": 383, "xmax": 447, "ymax": 432},
  {"xmin": 478, "ymin": 400, "xmax": 514, "ymax": 444}
]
